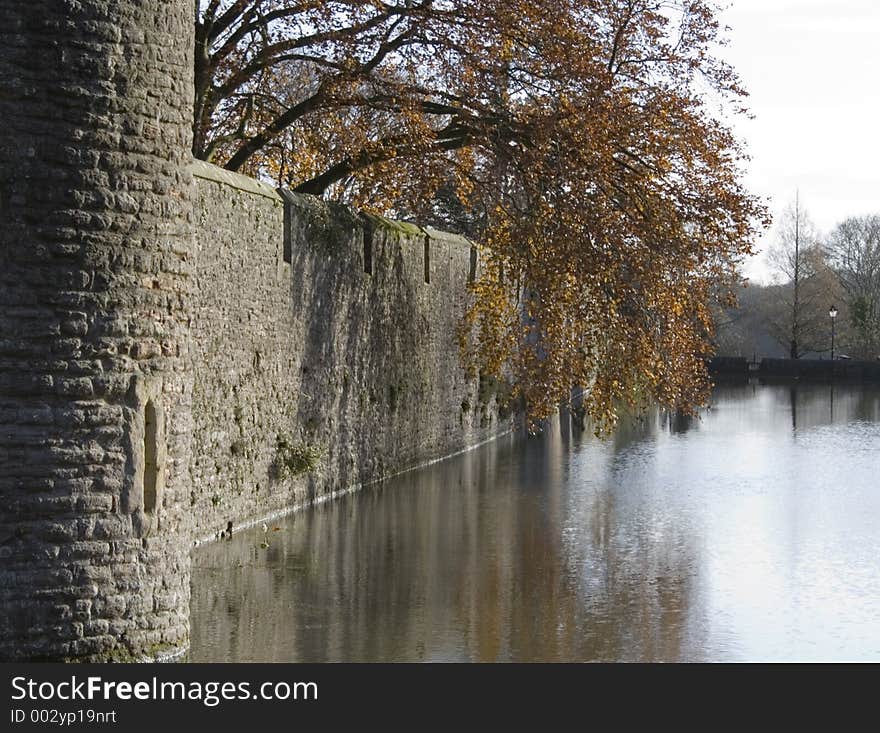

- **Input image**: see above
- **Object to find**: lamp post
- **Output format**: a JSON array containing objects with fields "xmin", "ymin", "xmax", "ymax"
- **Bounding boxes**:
[{"xmin": 829, "ymin": 304, "xmax": 838, "ymax": 362}]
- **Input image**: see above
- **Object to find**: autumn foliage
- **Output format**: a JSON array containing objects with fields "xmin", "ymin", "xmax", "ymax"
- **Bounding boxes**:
[{"xmin": 194, "ymin": 0, "xmax": 768, "ymax": 429}]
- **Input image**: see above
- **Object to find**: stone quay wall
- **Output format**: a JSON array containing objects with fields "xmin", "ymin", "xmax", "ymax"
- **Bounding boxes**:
[
  {"xmin": 188, "ymin": 162, "xmax": 510, "ymax": 544},
  {"xmin": 0, "ymin": 0, "xmax": 510, "ymax": 659}
]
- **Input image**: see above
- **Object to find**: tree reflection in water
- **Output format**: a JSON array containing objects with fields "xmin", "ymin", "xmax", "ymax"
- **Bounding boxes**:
[{"xmin": 190, "ymin": 383, "xmax": 880, "ymax": 662}]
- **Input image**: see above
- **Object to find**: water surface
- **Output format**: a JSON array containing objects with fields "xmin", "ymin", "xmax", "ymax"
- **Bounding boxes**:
[{"xmin": 190, "ymin": 383, "xmax": 880, "ymax": 661}]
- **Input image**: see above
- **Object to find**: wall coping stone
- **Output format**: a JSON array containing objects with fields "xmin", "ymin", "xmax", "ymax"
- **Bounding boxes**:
[
  {"xmin": 191, "ymin": 160, "xmax": 477, "ymax": 253},
  {"xmin": 190, "ymin": 159, "xmax": 282, "ymax": 201}
]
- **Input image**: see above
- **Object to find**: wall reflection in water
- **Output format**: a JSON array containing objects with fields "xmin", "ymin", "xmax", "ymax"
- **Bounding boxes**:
[{"xmin": 190, "ymin": 383, "xmax": 880, "ymax": 662}]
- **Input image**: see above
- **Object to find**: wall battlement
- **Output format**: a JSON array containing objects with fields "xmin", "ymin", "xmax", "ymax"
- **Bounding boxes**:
[{"xmin": 187, "ymin": 161, "xmax": 509, "ymax": 545}]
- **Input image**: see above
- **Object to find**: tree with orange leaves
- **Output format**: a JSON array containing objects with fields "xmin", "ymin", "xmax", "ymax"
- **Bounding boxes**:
[{"xmin": 194, "ymin": 0, "xmax": 768, "ymax": 429}]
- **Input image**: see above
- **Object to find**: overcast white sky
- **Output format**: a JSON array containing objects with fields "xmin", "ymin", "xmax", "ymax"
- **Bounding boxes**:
[{"xmin": 715, "ymin": 0, "xmax": 880, "ymax": 282}]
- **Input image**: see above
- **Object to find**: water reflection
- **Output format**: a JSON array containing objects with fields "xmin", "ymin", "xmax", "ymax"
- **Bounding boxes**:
[{"xmin": 190, "ymin": 383, "xmax": 880, "ymax": 662}]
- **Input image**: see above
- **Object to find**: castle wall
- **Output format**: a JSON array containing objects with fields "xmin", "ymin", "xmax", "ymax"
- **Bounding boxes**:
[
  {"xmin": 189, "ymin": 162, "xmax": 511, "ymax": 541},
  {"xmin": 0, "ymin": 0, "xmax": 194, "ymax": 661},
  {"xmin": 0, "ymin": 1, "xmax": 511, "ymax": 661}
]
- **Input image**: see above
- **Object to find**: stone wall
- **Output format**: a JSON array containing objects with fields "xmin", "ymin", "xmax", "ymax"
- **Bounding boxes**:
[
  {"xmin": 0, "ymin": 0, "xmax": 194, "ymax": 661},
  {"xmin": 0, "ymin": 0, "xmax": 511, "ymax": 662},
  {"xmin": 759, "ymin": 358, "xmax": 880, "ymax": 381},
  {"xmin": 188, "ymin": 162, "xmax": 511, "ymax": 542}
]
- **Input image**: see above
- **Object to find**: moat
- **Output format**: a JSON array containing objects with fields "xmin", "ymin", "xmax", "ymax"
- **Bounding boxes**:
[{"xmin": 189, "ymin": 383, "xmax": 880, "ymax": 662}]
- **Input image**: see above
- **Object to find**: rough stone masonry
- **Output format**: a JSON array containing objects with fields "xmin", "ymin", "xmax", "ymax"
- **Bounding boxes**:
[{"xmin": 0, "ymin": 2, "xmax": 509, "ymax": 661}]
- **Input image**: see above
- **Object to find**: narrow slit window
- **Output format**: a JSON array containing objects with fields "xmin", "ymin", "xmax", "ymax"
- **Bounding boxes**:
[
  {"xmin": 282, "ymin": 201, "xmax": 292, "ymax": 264},
  {"xmin": 363, "ymin": 222, "xmax": 373, "ymax": 275},
  {"xmin": 278, "ymin": 188, "xmax": 294, "ymax": 264},
  {"xmin": 423, "ymin": 236, "xmax": 430, "ymax": 284},
  {"xmin": 143, "ymin": 401, "xmax": 158, "ymax": 516},
  {"xmin": 469, "ymin": 246, "xmax": 478, "ymax": 283}
]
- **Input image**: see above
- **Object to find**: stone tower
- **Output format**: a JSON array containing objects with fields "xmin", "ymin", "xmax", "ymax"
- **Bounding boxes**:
[{"xmin": 0, "ymin": 1, "xmax": 195, "ymax": 660}]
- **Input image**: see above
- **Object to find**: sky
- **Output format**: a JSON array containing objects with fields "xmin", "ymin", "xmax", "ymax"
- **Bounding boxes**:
[{"xmin": 714, "ymin": 0, "xmax": 880, "ymax": 282}]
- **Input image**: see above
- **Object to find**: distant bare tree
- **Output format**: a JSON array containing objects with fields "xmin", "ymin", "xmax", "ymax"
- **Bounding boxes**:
[
  {"xmin": 767, "ymin": 196, "xmax": 838, "ymax": 358},
  {"xmin": 827, "ymin": 215, "xmax": 880, "ymax": 358}
]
